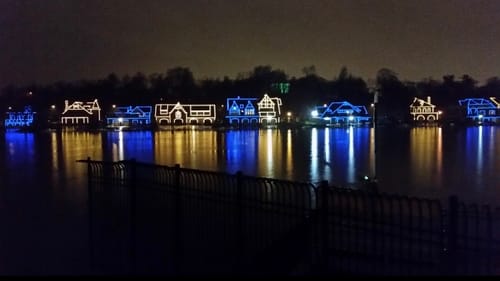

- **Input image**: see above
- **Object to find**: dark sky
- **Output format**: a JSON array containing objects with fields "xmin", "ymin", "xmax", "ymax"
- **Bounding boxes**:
[{"xmin": 1, "ymin": 0, "xmax": 499, "ymax": 89}]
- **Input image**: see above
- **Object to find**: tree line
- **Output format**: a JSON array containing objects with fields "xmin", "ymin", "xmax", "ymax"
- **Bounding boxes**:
[{"xmin": 1, "ymin": 65, "xmax": 499, "ymax": 124}]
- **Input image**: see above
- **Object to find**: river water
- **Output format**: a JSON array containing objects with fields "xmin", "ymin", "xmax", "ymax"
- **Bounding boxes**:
[{"xmin": 0, "ymin": 125, "xmax": 498, "ymax": 274}]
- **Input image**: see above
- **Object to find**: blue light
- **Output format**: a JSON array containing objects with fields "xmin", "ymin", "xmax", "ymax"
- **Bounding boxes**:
[
  {"xmin": 225, "ymin": 130, "xmax": 258, "ymax": 174},
  {"xmin": 458, "ymin": 98, "xmax": 500, "ymax": 123},
  {"xmin": 310, "ymin": 101, "xmax": 371, "ymax": 125},
  {"xmin": 106, "ymin": 131, "xmax": 154, "ymax": 162},
  {"xmin": 106, "ymin": 105, "xmax": 152, "ymax": 126},
  {"xmin": 4, "ymin": 106, "xmax": 36, "ymax": 127},
  {"xmin": 225, "ymin": 97, "xmax": 260, "ymax": 124},
  {"xmin": 5, "ymin": 132, "xmax": 36, "ymax": 166}
]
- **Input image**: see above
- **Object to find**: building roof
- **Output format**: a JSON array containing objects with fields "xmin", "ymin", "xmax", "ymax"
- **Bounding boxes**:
[{"xmin": 314, "ymin": 101, "xmax": 368, "ymax": 118}]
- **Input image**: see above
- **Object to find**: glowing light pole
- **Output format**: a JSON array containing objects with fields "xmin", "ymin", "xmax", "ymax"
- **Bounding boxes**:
[
  {"xmin": 366, "ymin": 87, "xmax": 379, "ymax": 192},
  {"xmin": 370, "ymin": 103, "xmax": 375, "ymax": 126}
]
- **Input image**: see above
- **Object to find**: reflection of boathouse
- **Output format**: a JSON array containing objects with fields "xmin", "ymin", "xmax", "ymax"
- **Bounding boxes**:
[
  {"xmin": 5, "ymin": 106, "xmax": 36, "ymax": 128},
  {"xmin": 458, "ymin": 97, "xmax": 500, "ymax": 123},
  {"xmin": 409, "ymin": 96, "xmax": 440, "ymax": 121},
  {"xmin": 311, "ymin": 101, "xmax": 371, "ymax": 125},
  {"xmin": 61, "ymin": 99, "xmax": 101, "ymax": 125},
  {"xmin": 225, "ymin": 94, "xmax": 283, "ymax": 126},
  {"xmin": 154, "ymin": 102, "xmax": 216, "ymax": 125},
  {"xmin": 106, "ymin": 105, "xmax": 152, "ymax": 127}
]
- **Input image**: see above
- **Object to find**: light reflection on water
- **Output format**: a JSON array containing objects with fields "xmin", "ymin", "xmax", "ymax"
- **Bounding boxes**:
[
  {"xmin": 2, "ymin": 126, "xmax": 499, "ymax": 204},
  {"xmin": 1, "ymin": 126, "xmax": 498, "ymax": 275},
  {"xmin": 410, "ymin": 127, "xmax": 443, "ymax": 192}
]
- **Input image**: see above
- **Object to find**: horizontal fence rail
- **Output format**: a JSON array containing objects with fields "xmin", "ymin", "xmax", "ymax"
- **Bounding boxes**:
[{"xmin": 77, "ymin": 158, "xmax": 500, "ymax": 276}]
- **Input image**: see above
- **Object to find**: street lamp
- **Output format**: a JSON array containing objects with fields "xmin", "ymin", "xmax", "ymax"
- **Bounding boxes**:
[{"xmin": 287, "ymin": 111, "xmax": 292, "ymax": 123}]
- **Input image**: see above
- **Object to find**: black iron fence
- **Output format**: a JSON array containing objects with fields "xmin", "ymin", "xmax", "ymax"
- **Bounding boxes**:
[{"xmin": 78, "ymin": 158, "xmax": 500, "ymax": 276}]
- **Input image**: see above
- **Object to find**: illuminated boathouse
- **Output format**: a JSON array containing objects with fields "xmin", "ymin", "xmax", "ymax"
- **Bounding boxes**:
[{"xmin": 310, "ymin": 101, "xmax": 371, "ymax": 126}]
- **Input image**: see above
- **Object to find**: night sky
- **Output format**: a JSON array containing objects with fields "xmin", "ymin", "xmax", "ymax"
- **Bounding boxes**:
[{"xmin": 1, "ymin": 0, "xmax": 499, "ymax": 89}]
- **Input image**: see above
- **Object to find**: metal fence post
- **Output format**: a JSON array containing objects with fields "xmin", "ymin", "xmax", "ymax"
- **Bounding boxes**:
[
  {"xmin": 447, "ymin": 195, "xmax": 458, "ymax": 275},
  {"xmin": 318, "ymin": 180, "xmax": 329, "ymax": 274},
  {"xmin": 236, "ymin": 171, "xmax": 245, "ymax": 274},
  {"xmin": 129, "ymin": 159, "xmax": 137, "ymax": 275},
  {"xmin": 485, "ymin": 205, "xmax": 493, "ymax": 274},
  {"xmin": 173, "ymin": 164, "xmax": 181, "ymax": 275},
  {"xmin": 86, "ymin": 157, "xmax": 94, "ymax": 273}
]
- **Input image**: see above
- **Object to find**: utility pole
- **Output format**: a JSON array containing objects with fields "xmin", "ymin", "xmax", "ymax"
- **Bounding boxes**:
[{"xmin": 364, "ymin": 85, "xmax": 379, "ymax": 193}]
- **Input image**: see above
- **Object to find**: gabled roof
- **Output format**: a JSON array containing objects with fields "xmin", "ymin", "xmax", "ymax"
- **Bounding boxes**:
[
  {"xmin": 458, "ymin": 98, "xmax": 497, "ymax": 109},
  {"xmin": 323, "ymin": 101, "xmax": 368, "ymax": 117},
  {"xmin": 131, "ymin": 106, "xmax": 152, "ymax": 114},
  {"xmin": 257, "ymin": 94, "xmax": 282, "ymax": 107},
  {"xmin": 113, "ymin": 106, "xmax": 152, "ymax": 117},
  {"xmin": 226, "ymin": 96, "xmax": 258, "ymax": 109},
  {"xmin": 312, "ymin": 101, "xmax": 369, "ymax": 118},
  {"xmin": 168, "ymin": 102, "xmax": 188, "ymax": 115},
  {"xmin": 62, "ymin": 99, "xmax": 100, "ymax": 115},
  {"xmin": 228, "ymin": 100, "xmax": 255, "ymax": 113},
  {"xmin": 410, "ymin": 97, "xmax": 435, "ymax": 107},
  {"xmin": 489, "ymin": 97, "xmax": 499, "ymax": 108}
]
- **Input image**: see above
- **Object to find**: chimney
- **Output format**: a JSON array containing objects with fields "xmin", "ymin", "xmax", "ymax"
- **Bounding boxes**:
[
  {"xmin": 427, "ymin": 96, "xmax": 431, "ymax": 104},
  {"xmin": 65, "ymin": 100, "xmax": 69, "ymax": 109}
]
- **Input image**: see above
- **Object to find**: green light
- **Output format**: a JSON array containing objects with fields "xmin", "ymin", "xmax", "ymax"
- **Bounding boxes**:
[{"xmin": 271, "ymin": 83, "xmax": 290, "ymax": 94}]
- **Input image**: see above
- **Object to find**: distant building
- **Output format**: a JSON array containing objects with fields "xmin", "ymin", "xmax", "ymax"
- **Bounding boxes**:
[
  {"xmin": 458, "ymin": 97, "xmax": 500, "ymax": 123},
  {"xmin": 257, "ymin": 94, "xmax": 283, "ymax": 125},
  {"xmin": 106, "ymin": 105, "xmax": 152, "ymax": 127},
  {"xmin": 310, "ymin": 101, "xmax": 371, "ymax": 125},
  {"xmin": 225, "ymin": 96, "xmax": 260, "ymax": 125},
  {"xmin": 4, "ymin": 106, "xmax": 36, "ymax": 128},
  {"xmin": 224, "ymin": 94, "xmax": 283, "ymax": 126},
  {"xmin": 61, "ymin": 99, "xmax": 101, "ymax": 125},
  {"xmin": 409, "ymin": 96, "xmax": 440, "ymax": 121},
  {"xmin": 154, "ymin": 102, "xmax": 216, "ymax": 125}
]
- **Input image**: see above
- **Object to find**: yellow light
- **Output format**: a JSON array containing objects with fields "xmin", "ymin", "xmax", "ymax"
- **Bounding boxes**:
[
  {"xmin": 51, "ymin": 105, "xmax": 56, "ymax": 109},
  {"xmin": 287, "ymin": 111, "xmax": 292, "ymax": 117}
]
